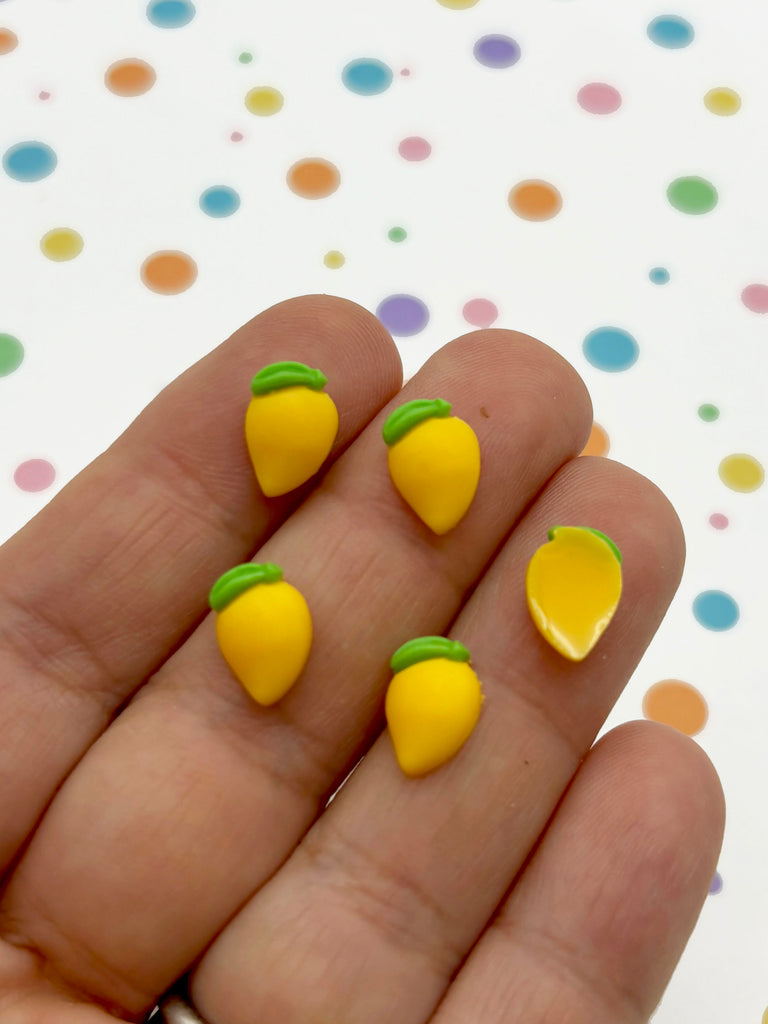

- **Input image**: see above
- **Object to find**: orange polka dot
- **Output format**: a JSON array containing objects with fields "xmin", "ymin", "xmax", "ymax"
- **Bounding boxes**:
[
  {"xmin": 580, "ymin": 422, "xmax": 610, "ymax": 457},
  {"xmin": 0, "ymin": 28, "xmax": 18, "ymax": 55},
  {"xmin": 642, "ymin": 680, "xmax": 708, "ymax": 736},
  {"xmin": 140, "ymin": 251, "xmax": 197, "ymax": 294},
  {"xmin": 287, "ymin": 158, "xmax": 340, "ymax": 199},
  {"xmin": 105, "ymin": 58, "xmax": 156, "ymax": 96},
  {"xmin": 508, "ymin": 179, "xmax": 562, "ymax": 221}
]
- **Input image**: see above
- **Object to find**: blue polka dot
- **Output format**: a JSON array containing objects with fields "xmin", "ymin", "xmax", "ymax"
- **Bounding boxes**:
[
  {"xmin": 341, "ymin": 59, "xmax": 393, "ymax": 96},
  {"xmin": 693, "ymin": 590, "xmax": 739, "ymax": 631},
  {"xmin": 199, "ymin": 186, "xmax": 240, "ymax": 217},
  {"xmin": 147, "ymin": 0, "xmax": 196, "ymax": 28},
  {"xmin": 3, "ymin": 141, "xmax": 57, "ymax": 182},
  {"xmin": 582, "ymin": 327, "xmax": 639, "ymax": 372},
  {"xmin": 649, "ymin": 267, "xmax": 670, "ymax": 285},
  {"xmin": 474, "ymin": 35, "xmax": 521, "ymax": 69},
  {"xmin": 647, "ymin": 15, "xmax": 694, "ymax": 49}
]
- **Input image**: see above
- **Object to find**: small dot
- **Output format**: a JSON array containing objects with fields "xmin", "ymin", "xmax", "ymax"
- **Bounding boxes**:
[
  {"xmin": 647, "ymin": 15, "xmax": 694, "ymax": 49},
  {"xmin": 400, "ymin": 68, "xmax": 411, "ymax": 77},
  {"xmin": 341, "ymin": 58, "xmax": 393, "ymax": 96},
  {"xmin": 577, "ymin": 82, "xmax": 622, "ymax": 115},
  {"xmin": 649, "ymin": 266, "xmax": 670, "ymax": 284},
  {"xmin": 667, "ymin": 176, "xmax": 718, "ymax": 215},
  {"xmin": 199, "ymin": 185, "xmax": 240, "ymax": 217},
  {"xmin": 642, "ymin": 679, "xmax": 708, "ymax": 736},
  {"xmin": 38, "ymin": 90, "xmax": 50, "ymax": 101},
  {"xmin": 718, "ymin": 453, "xmax": 764, "ymax": 492},
  {"xmin": 324, "ymin": 251, "xmax": 345, "ymax": 269},
  {"xmin": 14, "ymin": 459, "xmax": 56, "ymax": 492},
  {"xmin": 508, "ymin": 179, "xmax": 562, "ymax": 221},
  {"xmin": 583, "ymin": 327, "xmax": 639, "ymax": 372},
  {"xmin": 709, "ymin": 513, "xmax": 729, "ymax": 530},
  {"xmin": 140, "ymin": 250, "xmax": 198, "ymax": 294},
  {"xmin": 741, "ymin": 283, "xmax": 768, "ymax": 313},
  {"xmin": 0, "ymin": 27, "xmax": 18, "ymax": 54},
  {"xmin": 40, "ymin": 227, "xmax": 83, "ymax": 261},
  {"xmin": 238, "ymin": 52, "xmax": 253, "ymax": 64},
  {"xmin": 388, "ymin": 226, "xmax": 407, "ymax": 242},
  {"xmin": 398, "ymin": 136, "xmax": 432, "ymax": 161},
  {"xmin": 473, "ymin": 35, "xmax": 521, "ymax": 70},
  {"xmin": 286, "ymin": 158, "xmax": 340, "ymax": 199},
  {"xmin": 245, "ymin": 86, "xmax": 283, "ymax": 116},
  {"xmin": 462, "ymin": 298, "xmax": 498, "ymax": 328},
  {"xmin": 580, "ymin": 422, "xmax": 610, "ymax": 457},
  {"xmin": 693, "ymin": 590, "xmax": 739, "ymax": 631},
  {"xmin": 146, "ymin": 0, "xmax": 195, "ymax": 28},
  {"xmin": 3, "ymin": 141, "xmax": 57, "ymax": 182},
  {"xmin": 376, "ymin": 294, "xmax": 430, "ymax": 337},
  {"xmin": 105, "ymin": 58, "xmax": 156, "ymax": 96},
  {"xmin": 230, "ymin": 131, "xmax": 244, "ymax": 142},
  {"xmin": 698, "ymin": 403, "xmax": 719, "ymax": 422},
  {"xmin": 0, "ymin": 332, "xmax": 24, "ymax": 375},
  {"xmin": 709, "ymin": 872, "xmax": 723, "ymax": 895},
  {"xmin": 704, "ymin": 87, "xmax": 741, "ymax": 115}
]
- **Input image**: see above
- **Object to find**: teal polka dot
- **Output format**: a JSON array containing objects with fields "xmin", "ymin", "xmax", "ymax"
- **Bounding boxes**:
[
  {"xmin": 342, "ymin": 58, "xmax": 393, "ymax": 96},
  {"xmin": 693, "ymin": 590, "xmax": 739, "ymax": 631},
  {"xmin": 583, "ymin": 327, "xmax": 639, "ymax": 372},
  {"xmin": 647, "ymin": 15, "xmax": 694, "ymax": 49},
  {"xmin": 3, "ymin": 141, "xmax": 57, "ymax": 182},
  {"xmin": 199, "ymin": 186, "xmax": 240, "ymax": 217},
  {"xmin": 649, "ymin": 267, "xmax": 670, "ymax": 284},
  {"xmin": 147, "ymin": 0, "xmax": 195, "ymax": 28}
]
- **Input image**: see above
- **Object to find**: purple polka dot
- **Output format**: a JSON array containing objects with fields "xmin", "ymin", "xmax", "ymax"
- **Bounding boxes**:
[
  {"xmin": 14, "ymin": 458, "xmax": 56, "ymax": 492},
  {"xmin": 376, "ymin": 294, "xmax": 430, "ymax": 337},
  {"xmin": 463, "ymin": 298, "xmax": 498, "ymax": 328},
  {"xmin": 577, "ymin": 82, "xmax": 622, "ymax": 115},
  {"xmin": 474, "ymin": 34, "xmax": 521, "ymax": 69},
  {"xmin": 709, "ymin": 513, "xmax": 729, "ymax": 530},
  {"xmin": 709, "ymin": 871, "xmax": 723, "ymax": 895},
  {"xmin": 398, "ymin": 136, "xmax": 431, "ymax": 161}
]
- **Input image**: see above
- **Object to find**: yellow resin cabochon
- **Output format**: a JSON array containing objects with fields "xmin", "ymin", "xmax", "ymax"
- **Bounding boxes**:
[
  {"xmin": 386, "ymin": 657, "xmax": 483, "ymax": 777},
  {"xmin": 215, "ymin": 579, "xmax": 312, "ymax": 705},
  {"xmin": 525, "ymin": 527, "xmax": 622, "ymax": 661},
  {"xmin": 387, "ymin": 416, "xmax": 480, "ymax": 534},
  {"xmin": 246, "ymin": 385, "xmax": 338, "ymax": 496}
]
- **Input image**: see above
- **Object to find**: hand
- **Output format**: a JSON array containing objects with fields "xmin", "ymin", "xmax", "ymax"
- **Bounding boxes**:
[{"xmin": 0, "ymin": 295, "xmax": 724, "ymax": 1024}]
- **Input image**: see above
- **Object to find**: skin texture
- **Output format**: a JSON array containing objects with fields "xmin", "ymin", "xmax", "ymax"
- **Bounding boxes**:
[{"xmin": 0, "ymin": 295, "xmax": 724, "ymax": 1024}]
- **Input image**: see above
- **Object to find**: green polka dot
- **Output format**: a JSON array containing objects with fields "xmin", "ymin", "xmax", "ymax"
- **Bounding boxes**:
[
  {"xmin": 698, "ymin": 403, "xmax": 719, "ymax": 422},
  {"xmin": 0, "ymin": 333, "xmax": 24, "ymax": 376},
  {"xmin": 388, "ymin": 226, "xmax": 407, "ymax": 242},
  {"xmin": 238, "ymin": 51, "xmax": 253, "ymax": 64},
  {"xmin": 667, "ymin": 176, "xmax": 718, "ymax": 214}
]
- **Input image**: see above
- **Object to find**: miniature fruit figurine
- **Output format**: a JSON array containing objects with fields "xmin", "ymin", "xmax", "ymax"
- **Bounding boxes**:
[
  {"xmin": 383, "ymin": 399, "xmax": 480, "ymax": 534},
  {"xmin": 245, "ymin": 361, "xmax": 339, "ymax": 496},
  {"xmin": 525, "ymin": 526, "xmax": 622, "ymax": 661},
  {"xmin": 209, "ymin": 563, "xmax": 312, "ymax": 705},
  {"xmin": 385, "ymin": 637, "xmax": 483, "ymax": 777}
]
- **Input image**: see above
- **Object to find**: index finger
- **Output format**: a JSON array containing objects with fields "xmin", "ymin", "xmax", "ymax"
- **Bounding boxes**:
[{"xmin": 0, "ymin": 294, "xmax": 401, "ymax": 869}]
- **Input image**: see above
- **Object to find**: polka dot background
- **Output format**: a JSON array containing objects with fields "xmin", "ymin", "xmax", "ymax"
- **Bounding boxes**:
[{"xmin": 1, "ymin": 1, "xmax": 766, "ymax": 1018}]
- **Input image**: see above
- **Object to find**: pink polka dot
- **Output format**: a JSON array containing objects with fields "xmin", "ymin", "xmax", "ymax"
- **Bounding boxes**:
[
  {"xmin": 39, "ymin": 90, "xmax": 50, "ymax": 101},
  {"xmin": 400, "ymin": 68, "xmax": 411, "ymax": 77},
  {"xmin": 741, "ymin": 283, "xmax": 768, "ymax": 313},
  {"xmin": 230, "ymin": 130, "xmax": 244, "ymax": 142},
  {"xmin": 398, "ymin": 136, "xmax": 431, "ymax": 161},
  {"xmin": 577, "ymin": 82, "xmax": 622, "ymax": 115},
  {"xmin": 463, "ymin": 298, "xmax": 499, "ymax": 328},
  {"xmin": 709, "ymin": 513, "xmax": 729, "ymax": 530},
  {"xmin": 14, "ymin": 459, "xmax": 56, "ymax": 492}
]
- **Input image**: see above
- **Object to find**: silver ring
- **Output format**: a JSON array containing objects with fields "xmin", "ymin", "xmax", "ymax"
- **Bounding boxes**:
[{"xmin": 154, "ymin": 992, "xmax": 208, "ymax": 1024}]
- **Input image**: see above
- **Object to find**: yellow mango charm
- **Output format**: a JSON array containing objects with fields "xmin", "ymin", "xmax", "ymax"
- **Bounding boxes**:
[
  {"xmin": 209, "ymin": 563, "xmax": 312, "ymax": 705},
  {"xmin": 246, "ymin": 361, "xmax": 339, "ymax": 496},
  {"xmin": 385, "ymin": 637, "xmax": 483, "ymax": 777},
  {"xmin": 383, "ymin": 399, "xmax": 480, "ymax": 535},
  {"xmin": 525, "ymin": 526, "xmax": 622, "ymax": 661}
]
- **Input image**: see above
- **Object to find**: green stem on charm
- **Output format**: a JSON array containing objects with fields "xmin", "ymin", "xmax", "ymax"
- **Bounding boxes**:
[
  {"xmin": 251, "ymin": 362, "xmax": 328, "ymax": 396},
  {"xmin": 390, "ymin": 636, "xmax": 470, "ymax": 674},
  {"xmin": 209, "ymin": 563, "xmax": 283, "ymax": 611},
  {"xmin": 383, "ymin": 399, "xmax": 451, "ymax": 446}
]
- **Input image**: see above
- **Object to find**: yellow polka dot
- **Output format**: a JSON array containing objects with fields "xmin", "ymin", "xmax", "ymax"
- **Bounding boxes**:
[
  {"xmin": 718, "ymin": 453, "xmax": 764, "ymax": 492},
  {"xmin": 245, "ymin": 86, "xmax": 284, "ymax": 116},
  {"xmin": 704, "ymin": 87, "xmax": 741, "ymax": 116},
  {"xmin": 762, "ymin": 1007, "xmax": 768, "ymax": 1024},
  {"xmin": 40, "ymin": 228, "xmax": 84, "ymax": 261},
  {"xmin": 436, "ymin": 0, "xmax": 480, "ymax": 7},
  {"xmin": 323, "ymin": 251, "xmax": 345, "ymax": 269}
]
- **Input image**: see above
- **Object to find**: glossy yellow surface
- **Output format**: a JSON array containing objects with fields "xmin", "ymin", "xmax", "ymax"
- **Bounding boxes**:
[
  {"xmin": 385, "ymin": 657, "xmax": 483, "ymax": 777},
  {"xmin": 215, "ymin": 579, "xmax": 312, "ymax": 705},
  {"xmin": 526, "ymin": 526, "xmax": 622, "ymax": 661},
  {"xmin": 387, "ymin": 416, "xmax": 480, "ymax": 534},
  {"xmin": 245, "ymin": 385, "xmax": 338, "ymax": 496}
]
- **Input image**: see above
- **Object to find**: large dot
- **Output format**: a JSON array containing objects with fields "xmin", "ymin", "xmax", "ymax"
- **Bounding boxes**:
[
  {"xmin": 741, "ymin": 283, "xmax": 768, "ymax": 313},
  {"xmin": 324, "ymin": 251, "xmax": 345, "ymax": 269},
  {"xmin": 583, "ymin": 327, "xmax": 639, "ymax": 372},
  {"xmin": 40, "ymin": 227, "xmax": 84, "ymax": 261},
  {"xmin": 718, "ymin": 453, "xmax": 764, "ymax": 492},
  {"xmin": 577, "ymin": 82, "xmax": 621, "ymax": 114},
  {"xmin": 647, "ymin": 15, "xmax": 694, "ymax": 48},
  {"xmin": 698, "ymin": 403, "xmax": 719, "ymax": 422},
  {"xmin": 463, "ymin": 298, "xmax": 498, "ymax": 328},
  {"xmin": 649, "ymin": 266, "xmax": 670, "ymax": 284},
  {"xmin": 14, "ymin": 459, "xmax": 56, "ymax": 492},
  {"xmin": 704, "ymin": 87, "xmax": 741, "ymax": 116},
  {"xmin": 709, "ymin": 513, "xmax": 729, "ymax": 530},
  {"xmin": 693, "ymin": 590, "xmax": 739, "ymax": 631},
  {"xmin": 341, "ymin": 58, "xmax": 393, "ymax": 95},
  {"xmin": 286, "ymin": 158, "xmax": 340, "ymax": 199},
  {"xmin": 0, "ymin": 27, "xmax": 17, "ymax": 53},
  {"xmin": 667, "ymin": 176, "xmax": 718, "ymax": 214},
  {"xmin": 388, "ymin": 226, "xmax": 407, "ymax": 242},
  {"xmin": 140, "ymin": 251, "xmax": 197, "ymax": 294},
  {"xmin": 398, "ymin": 136, "xmax": 432, "ymax": 161},
  {"xmin": 3, "ymin": 141, "xmax": 57, "ymax": 182},
  {"xmin": 642, "ymin": 679, "xmax": 708, "ymax": 736},
  {"xmin": 580, "ymin": 422, "xmax": 610, "ymax": 457},
  {"xmin": 376, "ymin": 294, "xmax": 429, "ymax": 337},
  {"xmin": 146, "ymin": 0, "xmax": 195, "ymax": 28},
  {"xmin": 105, "ymin": 58, "xmax": 156, "ymax": 96},
  {"xmin": 199, "ymin": 186, "xmax": 240, "ymax": 217},
  {"xmin": 508, "ymin": 180, "xmax": 562, "ymax": 221},
  {"xmin": 245, "ymin": 86, "xmax": 283, "ymax": 116},
  {"xmin": 0, "ymin": 332, "xmax": 24, "ymax": 375},
  {"xmin": 473, "ymin": 35, "xmax": 521, "ymax": 69}
]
